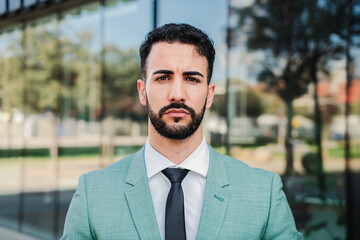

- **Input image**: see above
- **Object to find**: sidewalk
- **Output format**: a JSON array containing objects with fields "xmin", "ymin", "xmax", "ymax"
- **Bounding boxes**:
[{"xmin": 0, "ymin": 226, "xmax": 40, "ymax": 240}]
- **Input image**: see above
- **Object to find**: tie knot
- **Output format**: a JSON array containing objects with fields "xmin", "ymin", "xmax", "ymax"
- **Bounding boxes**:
[{"xmin": 162, "ymin": 168, "xmax": 189, "ymax": 184}]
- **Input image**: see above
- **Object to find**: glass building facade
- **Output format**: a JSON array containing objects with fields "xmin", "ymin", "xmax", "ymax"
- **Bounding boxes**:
[{"xmin": 0, "ymin": 0, "xmax": 359, "ymax": 239}]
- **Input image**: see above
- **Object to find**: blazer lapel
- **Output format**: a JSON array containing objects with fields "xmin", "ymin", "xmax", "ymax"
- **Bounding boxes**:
[
  {"xmin": 124, "ymin": 148, "xmax": 161, "ymax": 240},
  {"xmin": 196, "ymin": 145, "xmax": 230, "ymax": 240}
]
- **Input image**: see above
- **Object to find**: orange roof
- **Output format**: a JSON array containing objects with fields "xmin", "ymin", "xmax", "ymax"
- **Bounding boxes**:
[
  {"xmin": 336, "ymin": 79, "xmax": 360, "ymax": 104},
  {"xmin": 317, "ymin": 81, "xmax": 330, "ymax": 97}
]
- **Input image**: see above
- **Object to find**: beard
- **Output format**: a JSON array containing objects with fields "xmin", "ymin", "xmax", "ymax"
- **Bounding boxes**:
[{"xmin": 146, "ymin": 99, "xmax": 206, "ymax": 140}]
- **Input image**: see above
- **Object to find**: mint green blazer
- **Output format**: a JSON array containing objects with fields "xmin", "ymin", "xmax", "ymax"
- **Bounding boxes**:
[{"xmin": 61, "ymin": 145, "xmax": 303, "ymax": 239}]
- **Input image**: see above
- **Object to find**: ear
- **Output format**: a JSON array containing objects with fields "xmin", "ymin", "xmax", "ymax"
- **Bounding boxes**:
[
  {"xmin": 137, "ymin": 79, "xmax": 147, "ymax": 106},
  {"xmin": 205, "ymin": 83, "xmax": 215, "ymax": 109}
]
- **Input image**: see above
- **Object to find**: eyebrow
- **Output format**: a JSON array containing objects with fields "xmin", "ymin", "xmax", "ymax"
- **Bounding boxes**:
[
  {"xmin": 183, "ymin": 71, "xmax": 204, "ymax": 78},
  {"xmin": 152, "ymin": 69, "xmax": 204, "ymax": 78},
  {"xmin": 152, "ymin": 69, "xmax": 173, "ymax": 75}
]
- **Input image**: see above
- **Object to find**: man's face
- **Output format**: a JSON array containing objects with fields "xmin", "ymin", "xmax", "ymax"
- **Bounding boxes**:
[{"xmin": 137, "ymin": 42, "xmax": 215, "ymax": 140}]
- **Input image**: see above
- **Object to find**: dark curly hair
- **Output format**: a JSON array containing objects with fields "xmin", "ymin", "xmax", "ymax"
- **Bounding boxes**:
[{"xmin": 139, "ymin": 23, "xmax": 215, "ymax": 84}]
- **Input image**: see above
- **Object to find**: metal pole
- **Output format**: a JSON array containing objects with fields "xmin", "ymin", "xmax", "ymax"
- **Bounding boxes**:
[
  {"xmin": 98, "ymin": 0, "xmax": 106, "ymax": 169},
  {"xmin": 17, "ymin": 21, "xmax": 28, "ymax": 234},
  {"xmin": 52, "ymin": 10, "xmax": 62, "ymax": 239},
  {"xmin": 5, "ymin": 0, "xmax": 9, "ymax": 12},
  {"xmin": 153, "ymin": 0, "xmax": 157, "ymax": 29},
  {"xmin": 224, "ymin": 0, "xmax": 231, "ymax": 155},
  {"xmin": 345, "ymin": 0, "xmax": 354, "ymax": 239}
]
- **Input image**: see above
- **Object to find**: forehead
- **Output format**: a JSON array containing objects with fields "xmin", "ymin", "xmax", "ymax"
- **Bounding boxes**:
[
  {"xmin": 150, "ymin": 41, "xmax": 200, "ymax": 56},
  {"xmin": 146, "ymin": 42, "xmax": 208, "ymax": 74}
]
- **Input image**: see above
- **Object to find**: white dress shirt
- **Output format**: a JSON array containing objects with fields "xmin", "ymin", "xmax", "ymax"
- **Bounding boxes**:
[{"xmin": 145, "ymin": 137, "xmax": 209, "ymax": 240}]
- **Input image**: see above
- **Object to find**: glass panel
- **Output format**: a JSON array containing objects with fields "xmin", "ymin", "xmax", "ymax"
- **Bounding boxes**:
[
  {"xmin": 24, "ymin": 0, "xmax": 36, "ymax": 8},
  {"xmin": 19, "ymin": 14, "xmax": 59, "ymax": 239},
  {"xmin": 229, "ymin": 0, "xmax": 355, "ymax": 239},
  {"xmin": 0, "ymin": 26, "xmax": 24, "ymax": 231},
  {"xmin": 57, "ymin": 3, "xmax": 102, "ymax": 238},
  {"xmin": 101, "ymin": 0, "xmax": 151, "ymax": 163},
  {"xmin": 347, "ymin": 1, "xmax": 360, "ymax": 236},
  {"xmin": 104, "ymin": 0, "xmax": 152, "ymax": 49},
  {"xmin": 9, "ymin": 0, "xmax": 21, "ymax": 12},
  {"xmin": 1, "ymin": 1, "xmax": 153, "ymax": 238},
  {"xmin": 0, "ymin": 0, "xmax": 359, "ymax": 239},
  {"xmin": 0, "ymin": 0, "xmax": 6, "ymax": 15}
]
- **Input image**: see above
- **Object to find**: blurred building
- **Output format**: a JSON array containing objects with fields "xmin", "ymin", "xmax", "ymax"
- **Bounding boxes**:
[{"xmin": 0, "ymin": 0, "xmax": 359, "ymax": 239}]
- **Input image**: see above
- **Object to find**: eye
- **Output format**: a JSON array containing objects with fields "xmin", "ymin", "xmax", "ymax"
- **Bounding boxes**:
[
  {"xmin": 156, "ymin": 75, "xmax": 170, "ymax": 82},
  {"xmin": 185, "ymin": 77, "xmax": 200, "ymax": 83}
]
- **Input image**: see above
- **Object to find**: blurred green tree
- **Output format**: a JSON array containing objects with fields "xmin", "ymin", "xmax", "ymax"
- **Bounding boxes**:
[
  {"xmin": 102, "ymin": 45, "xmax": 143, "ymax": 119},
  {"xmin": 24, "ymin": 25, "xmax": 63, "ymax": 115},
  {"xmin": 233, "ymin": 0, "xmax": 357, "ymax": 177},
  {"xmin": 211, "ymin": 78, "xmax": 264, "ymax": 118},
  {"xmin": 0, "ymin": 30, "xmax": 24, "ymax": 113},
  {"xmin": 0, "ymin": 26, "xmax": 143, "ymax": 121}
]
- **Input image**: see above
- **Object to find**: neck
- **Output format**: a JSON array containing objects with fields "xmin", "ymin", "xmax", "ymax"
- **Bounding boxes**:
[{"xmin": 148, "ymin": 123, "xmax": 204, "ymax": 165}]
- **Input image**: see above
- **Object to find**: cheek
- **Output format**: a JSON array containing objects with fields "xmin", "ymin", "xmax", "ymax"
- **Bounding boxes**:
[
  {"xmin": 146, "ymin": 89, "xmax": 165, "ymax": 109},
  {"xmin": 192, "ymin": 91, "xmax": 208, "ymax": 108}
]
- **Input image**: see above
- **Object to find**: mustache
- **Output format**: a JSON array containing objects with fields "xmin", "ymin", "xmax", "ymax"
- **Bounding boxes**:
[{"xmin": 158, "ymin": 102, "xmax": 196, "ymax": 118}]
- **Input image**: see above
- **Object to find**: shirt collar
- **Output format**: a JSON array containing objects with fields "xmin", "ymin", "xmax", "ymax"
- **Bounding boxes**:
[{"xmin": 144, "ymin": 137, "xmax": 209, "ymax": 179}]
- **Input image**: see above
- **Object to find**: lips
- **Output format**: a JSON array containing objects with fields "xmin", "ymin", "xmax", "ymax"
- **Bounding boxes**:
[
  {"xmin": 158, "ymin": 102, "xmax": 196, "ymax": 119},
  {"xmin": 165, "ymin": 108, "xmax": 190, "ymax": 118}
]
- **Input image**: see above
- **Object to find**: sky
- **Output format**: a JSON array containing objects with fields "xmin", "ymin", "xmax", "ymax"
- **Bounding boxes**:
[
  {"xmin": 58, "ymin": 0, "xmax": 228, "ymax": 83},
  {"xmin": 1, "ymin": 0, "xmax": 358, "ymax": 84}
]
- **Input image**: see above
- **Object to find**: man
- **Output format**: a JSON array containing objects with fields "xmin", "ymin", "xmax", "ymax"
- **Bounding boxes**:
[{"xmin": 62, "ymin": 23, "xmax": 302, "ymax": 240}]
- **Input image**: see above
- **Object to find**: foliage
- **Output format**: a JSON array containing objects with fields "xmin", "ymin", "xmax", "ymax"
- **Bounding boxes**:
[
  {"xmin": 232, "ymin": 0, "xmax": 357, "ymax": 175},
  {"xmin": 103, "ymin": 45, "xmax": 143, "ymax": 118},
  {"xmin": 0, "ymin": 25, "xmax": 144, "ymax": 120},
  {"xmin": 211, "ymin": 79, "xmax": 265, "ymax": 117},
  {"xmin": 234, "ymin": 0, "xmax": 351, "ymax": 103}
]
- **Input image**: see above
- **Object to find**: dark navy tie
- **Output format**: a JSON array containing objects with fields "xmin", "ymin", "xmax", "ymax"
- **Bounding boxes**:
[{"xmin": 162, "ymin": 168, "xmax": 190, "ymax": 240}]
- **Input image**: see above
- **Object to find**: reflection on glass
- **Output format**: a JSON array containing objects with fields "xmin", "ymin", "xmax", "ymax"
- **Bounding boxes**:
[
  {"xmin": 0, "ymin": 0, "xmax": 358, "ymax": 239},
  {"xmin": 227, "ymin": 0, "xmax": 358, "ymax": 239},
  {"xmin": 1, "ymin": 1, "xmax": 151, "ymax": 238},
  {"xmin": 18, "ymin": 15, "xmax": 59, "ymax": 239},
  {"xmin": 24, "ymin": 0, "xmax": 36, "ymax": 7},
  {"xmin": 103, "ymin": 0, "xmax": 150, "ymax": 118},
  {"xmin": 58, "ymin": 4, "xmax": 102, "ymax": 238},
  {"xmin": 0, "ymin": 27, "xmax": 24, "ymax": 231},
  {"xmin": 346, "ymin": 1, "xmax": 360, "ymax": 236},
  {"xmin": 9, "ymin": 0, "xmax": 21, "ymax": 12},
  {"xmin": 0, "ymin": 1, "xmax": 6, "ymax": 15}
]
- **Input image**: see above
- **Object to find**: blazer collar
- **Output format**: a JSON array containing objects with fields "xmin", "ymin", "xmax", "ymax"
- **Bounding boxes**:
[
  {"xmin": 207, "ymin": 145, "xmax": 230, "ymax": 187},
  {"xmin": 123, "ymin": 145, "xmax": 230, "ymax": 240},
  {"xmin": 124, "ymin": 147, "xmax": 162, "ymax": 240},
  {"xmin": 125, "ymin": 147, "xmax": 147, "ymax": 186},
  {"xmin": 196, "ymin": 144, "xmax": 230, "ymax": 240}
]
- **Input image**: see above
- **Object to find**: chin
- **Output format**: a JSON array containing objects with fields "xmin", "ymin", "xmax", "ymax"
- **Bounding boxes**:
[{"xmin": 171, "ymin": 118, "xmax": 189, "ymax": 124}]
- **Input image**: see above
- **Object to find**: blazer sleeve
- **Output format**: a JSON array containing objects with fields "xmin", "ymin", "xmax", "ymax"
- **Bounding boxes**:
[
  {"xmin": 263, "ymin": 174, "xmax": 303, "ymax": 240},
  {"xmin": 61, "ymin": 174, "xmax": 94, "ymax": 240}
]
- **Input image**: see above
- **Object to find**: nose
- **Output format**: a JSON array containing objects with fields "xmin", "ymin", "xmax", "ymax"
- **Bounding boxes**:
[{"xmin": 168, "ymin": 78, "xmax": 186, "ymax": 103}]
